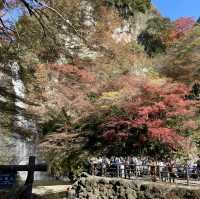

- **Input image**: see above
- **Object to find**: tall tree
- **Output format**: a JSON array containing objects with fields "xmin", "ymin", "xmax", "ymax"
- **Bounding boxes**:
[{"xmin": 0, "ymin": 0, "xmax": 78, "ymax": 40}]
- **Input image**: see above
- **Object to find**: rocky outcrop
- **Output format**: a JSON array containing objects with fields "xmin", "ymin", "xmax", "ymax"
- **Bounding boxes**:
[
  {"xmin": 112, "ymin": 10, "xmax": 156, "ymax": 44},
  {"xmin": 68, "ymin": 175, "xmax": 138, "ymax": 199},
  {"xmin": 0, "ymin": 63, "xmax": 13, "ymax": 133},
  {"xmin": 68, "ymin": 174, "xmax": 200, "ymax": 199}
]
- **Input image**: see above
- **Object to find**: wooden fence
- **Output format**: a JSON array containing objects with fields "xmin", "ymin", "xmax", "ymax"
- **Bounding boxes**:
[{"xmin": 0, "ymin": 156, "xmax": 47, "ymax": 199}]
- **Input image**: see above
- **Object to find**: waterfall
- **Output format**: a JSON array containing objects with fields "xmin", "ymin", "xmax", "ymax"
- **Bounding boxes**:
[
  {"xmin": 10, "ymin": 62, "xmax": 38, "ymax": 180},
  {"xmin": 10, "ymin": 62, "xmax": 36, "ymax": 130}
]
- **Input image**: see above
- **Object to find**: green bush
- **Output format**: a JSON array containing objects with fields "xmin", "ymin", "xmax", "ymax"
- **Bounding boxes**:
[
  {"xmin": 46, "ymin": 149, "xmax": 88, "ymax": 179},
  {"xmin": 137, "ymin": 17, "xmax": 172, "ymax": 56},
  {"xmin": 131, "ymin": 41, "xmax": 145, "ymax": 53},
  {"xmin": 42, "ymin": 108, "xmax": 71, "ymax": 135},
  {"xmin": 138, "ymin": 31, "xmax": 166, "ymax": 56},
  {"xmin": 105, "ymin": 0, "xmax": 151, "ymax": 17},
  {"xmin": 145, "ymin": 17, "xmax": 172, "ymax": 35}
]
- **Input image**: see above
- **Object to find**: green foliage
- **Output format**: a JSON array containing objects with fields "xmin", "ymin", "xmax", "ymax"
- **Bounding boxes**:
[
  {"xmin": 87, "ymin": 92, "xmax": 98, "ymax": 102},
  {"xmin": 183, "ymin": 130, "xmax": 193, "ymax": 137},
  {"xmin": 77, "ymin": 106, "xmax": 126, "ymax": 132},
  {"xmin": 138, "ymin": 31, "xmax": 166, "ymax": 56},
  {"xmin": 137, "ymin": 17, "xmax": 172, "ymax": 56},
  {"xmin": 76, "ymin": 112, "xmax": 105, "ymax": 133},
  {"xmin": 46, "ymin": 149, "xmax": 88, "ymax": 178},
  {"xmin": 0, "ymin": 45, "xmax": 20, "ymax": 63},
  {"xmin": 105, "ymin": 0, "xmax": 151, "ymax": 17},
  {"xmin": 145, "ymin": 17, "xmax": 172, "ymax": 35},
  {"xmin": 42, "ymin": 108, "xmax": 71, "ymax": 135},
  {"xmin": 16, "ymin": 14, "xmax": 67, "ymax": 63},
  {"xmin": 141, "ymin": 140, "xmax": 172, "ymax": 158},
  {"xmin": 131, "ymin": 41, "xmax": 144, "ymax": 53},
  {"xmin": 110, "ymin": 105, "xmax": 127, "ymax": 117},
  {"xmin": 60, "ymin": 151, "xmax": 88, "ymax": 178}
]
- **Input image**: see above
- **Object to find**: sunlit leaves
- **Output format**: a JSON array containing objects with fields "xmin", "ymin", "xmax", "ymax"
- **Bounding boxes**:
[
  {"xmin": 170, "ymin": 17, "xmax": 195, "ymax": 40},
  {"xmin": 98, "ymin": 78, "xmax": 198, "ymax": 155}
]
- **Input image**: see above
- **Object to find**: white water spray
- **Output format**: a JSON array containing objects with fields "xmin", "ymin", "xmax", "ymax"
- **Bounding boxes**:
[{"xmin": 10, "ymin": 62, "xmax": 39, "ymax": 180}]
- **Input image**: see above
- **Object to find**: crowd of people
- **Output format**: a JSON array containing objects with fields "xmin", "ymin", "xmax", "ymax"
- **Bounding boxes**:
[{"xmin": 87, "ymin": 156, "xmax": 200, "ymax": 183}]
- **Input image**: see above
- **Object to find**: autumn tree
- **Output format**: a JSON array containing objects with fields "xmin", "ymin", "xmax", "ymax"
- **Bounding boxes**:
[
  {"xmin": 0, "ymin": 0, "xmax": 82, "ymax": 41},
  {"xmin": 96, "ymin": 79, "xmax": 198, "ymax": 157},
  {"xmin": 170, "ymin": 17, "xmax": 195, "ymax": 40},
  {"xmin": 138, "ymin": 16, "xmax": 196, "ymax": 56}
]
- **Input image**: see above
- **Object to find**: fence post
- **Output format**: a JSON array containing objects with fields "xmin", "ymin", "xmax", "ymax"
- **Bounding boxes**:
[
  {"xmin": 186, "ymin": 164, "xmax": 189, "ymax": 186},
  {"xmin": 117, "ymin": 164, "xmax": 120, "ymax": 178},
  {"xmin": 25, "ymin": 156, "xmax": 35, "ymax": 186},
  {"xmin": 19, "ymin": 156, "xmax": 36, "ymax": 199},
  {"xmin": 158, "ymin": 165, "xmax": 161, "ymax": 180}
]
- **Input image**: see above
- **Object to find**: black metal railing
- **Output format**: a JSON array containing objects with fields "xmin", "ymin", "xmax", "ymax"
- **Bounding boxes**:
[{"xmin": 89, "ymin": 164, "xmax": 200, "ymax": 185}]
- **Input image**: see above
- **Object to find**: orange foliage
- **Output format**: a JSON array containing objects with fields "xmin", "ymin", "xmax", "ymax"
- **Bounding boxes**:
[
  {"xmin": 99, "ymin": 77, "xmax": 198, "ymax": 153},
  {"xmin": 48, "ymin": 64, "xmax": 96, "ymax": 83},
  {"xmin": 170, "ymin": 17, "xmax": 195, "ymax": 41}
]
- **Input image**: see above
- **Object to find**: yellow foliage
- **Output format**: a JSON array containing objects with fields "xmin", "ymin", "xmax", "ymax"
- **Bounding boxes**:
[
  {"xmin": 100, "ymin": 105, "xmax": 110, "ymax": 109},
  {"xmin": 100, "ymin": 91, "xmax": 121, "ymax": 100}
]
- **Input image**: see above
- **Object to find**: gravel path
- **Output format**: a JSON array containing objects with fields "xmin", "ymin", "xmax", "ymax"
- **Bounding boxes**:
[{"xmin": 32, "ymin": 185, "xmax": 72, "ymax": 196}]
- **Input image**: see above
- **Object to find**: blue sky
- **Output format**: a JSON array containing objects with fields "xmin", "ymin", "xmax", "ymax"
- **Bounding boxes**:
[
  {"xmin": 3, "ymin": 0, "xmax": 41, "ymax": 25},
  {"xmin": 4, "ymin": 7, "xmax": 24, "ymax": 24},
  {"xmin": 152, "ymin": 0, "xmax": 200, "ymax": 20}
]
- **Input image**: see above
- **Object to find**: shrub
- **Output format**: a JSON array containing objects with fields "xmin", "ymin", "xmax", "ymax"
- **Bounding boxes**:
[
  {"xmin": 42, "ymin": 108, "xmax": 71, "ymax": 135},
  {"xmin": 105, "ymin": 0, "xmax": 151, "ymax": 17},
  {"xmin": 137, "ymin": 17, "xmax": 173, "ymax": 56},
  {"xmin": 138, "ymin": 31, "xmax": 166, "ymax": 56}
]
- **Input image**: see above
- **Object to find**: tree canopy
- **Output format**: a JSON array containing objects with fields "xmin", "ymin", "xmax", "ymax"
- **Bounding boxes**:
[
  {"xmin": 105, "ymin": 0, "xmax": 151, "ymax": 17},
  {"xmin": 0, "ymin": 0, "xmax": 75, "ymax": 40}
]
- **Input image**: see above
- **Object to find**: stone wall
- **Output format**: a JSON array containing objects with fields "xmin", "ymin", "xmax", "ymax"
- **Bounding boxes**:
[{"xmin": 68, "ymin": 174, "xmax": 200, "ymax": 199}]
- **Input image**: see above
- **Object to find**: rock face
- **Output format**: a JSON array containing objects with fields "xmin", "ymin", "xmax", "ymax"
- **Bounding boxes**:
[
  {"xmin": 69, "ymin": 175, "xmax": 138, "ymax": 199},
  {"xmin": 0, "ymin": 63, "xmax": 32, "ymax": 165},
  {"xmin": 0, "ymin": 63, "xmax": 13, "ymax": 133},
  {"xmin": 112, "ymin": 10, "xmax": 156, "ymax": 44},
  {"xmin": 0, "ymin": 61, "xmax": 40, "ymax": 182},
  {"xmin": 68, "ymin": 175, "xmax": 200, "ymax": 199}
]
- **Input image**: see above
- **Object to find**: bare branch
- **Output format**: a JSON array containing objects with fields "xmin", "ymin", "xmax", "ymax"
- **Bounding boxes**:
[{"xmin": 42, "ymin": 4, "xmax": 81, "ymax": 36}]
